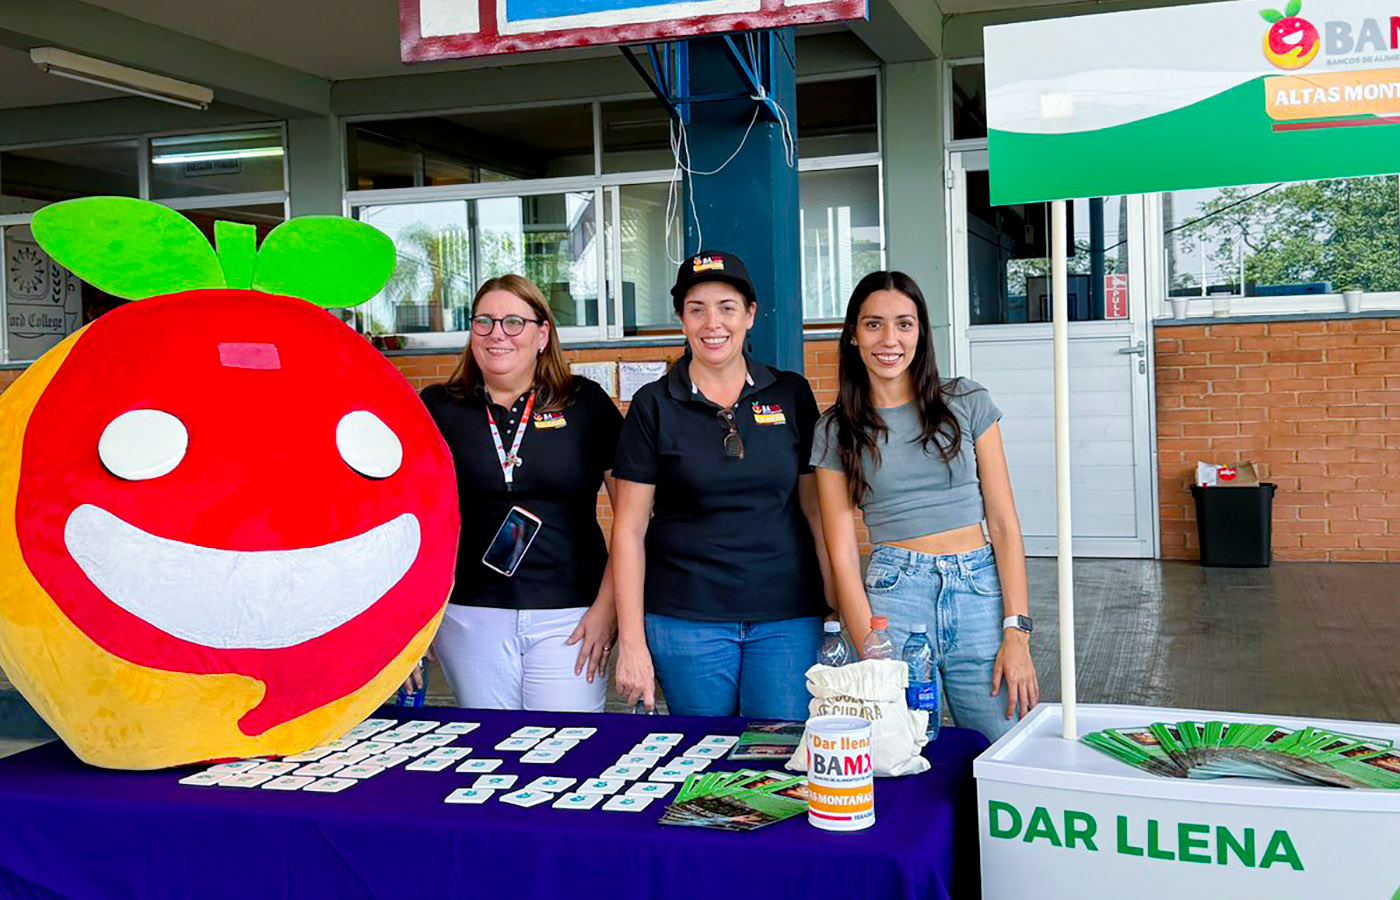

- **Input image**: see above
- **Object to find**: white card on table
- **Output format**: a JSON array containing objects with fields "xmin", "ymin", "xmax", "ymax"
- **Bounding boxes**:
[
  {"xmin": 671, "ymin": 757, "xmax": 711, "ymax": 772},
  {"xmin": 293, "ymin": 762, "xmax": 345, "ymax": 778},
  {"xmin": 555, "ymin": 727, "xmax": 596, "ymax": 740},
  {"xmin": 401, "ymin": 720, "xmax": 441, "ymax": 732},
  {"xmin": 304, "ymin": 777, "xmax": 357, "ymax": 793},
  {"xmin": 616, "ymin": 754, "xmax": 661, "ymax": 768},
  {"xmin": 179, "ymin": 772, "xmax": 228, "ymax": 786},
  {"xmin": 426, "ymin": 747, "xmax": 473, "ymax": 760},
  {"xmin": 577, "ymin": 778, "xmax": 624, "ymax": 795},
  {"xmin": 222, "ymin": 773, "xmax": 273, "ymax": 788},
  {"xmin": 337, "ymin": 764, "xmax": 386, "ymax": 779},
  {"xmin": 409, "ymin": 734, "xmax": 456, "ymax": 747},
  {"xmin": 262, "ymin": 776, "xmax": 315, "ymax": 791},
  {"xmin": 683, "ymin": 745, "xmax": 727, "ymax": 759},
  {"xmin": 520, "ymin": 749, "xmax": 565, "ymax": 764},
  {"xmin": 435, "ymin": 722, "xmax": 480, "ymax": 735},
  {"xmin": 323, "ymin": 751, "xmax": 372, "ymax": 766},
  {"xmin": 281, "ymin": 748, "xmax": 331, "ymax": 763},
  {"xmin": 360, "ymin": 718, "xmax": 396, "ymax": 729},
  {"xmin": 352, "ymin": 741, "xmax": 393, "ymax": 755},
  {"xmin": 445, "ymin": 788, "xmax": 494, "ymax": 805},
  {"xmin": 387, "ymin": 743, "xmax": 432, "ymax": 757},
  {"xmin": 206, "ymin": 760, "xmax": 262, "ymax": 774},
  {"xmin": 512, "ymin": 726, "xmax": 555, "ymax": 739},
  {"xmin": 496, "ymin": 737, "xmax": 539, "ymax": 752},
  {"xmin": 650, "ymin": 767, "xmax": 691, "ymax": 783},
  {"xmin": 321, "ymin": 738, "xmax": 359, "ymax": 751},
  {"xmin": 603, "ymin": 795, "xmax": 655, "ymax": 812},
  {"xmin": 625, "ymin": 781, "xmax": 674, "ymax": 798},
  {"xmin": 457, "ymin": 758, "xmax": 503, "ymax": 773},
  {"xmin": 643, "ymin": 733, "xmax": 683, "ymax": 745},
  {"xmin": 500, "ymin": 789, "xmax": 552, "ymax": 807},
  {"xmin": 535, "ymin": 738, "xmax": 578, "ymax": 752},
  {"xmin": 373, "ymin": 731, "xmax": 415, "ymax": 743},
  {"xmin": 699, "ymin": 735, "xmax": 739, "ymax": 747},
  {"xmin": 361, "ymin": 753, "xmax": 411, "ymax": 768},
  {"xmin": 526, "ymin": 776, "xmax": 577, "ymax": 793},
  {"xmin": 474, "ymin": 774, "xmax": 518, "ymax": 790},
  {"xmin": 249, "ymin": 761, "xmax": 300, "ymax": 776},
  {"xmin": 631, "ymin": 743, "xmax": 670, "ymax": 757},
  {"xmin": 405, "ymin": 756, "xmax": 454, "ymax": 772},
  {"xmin": 552, "ymin": 792, "xmax": 600, "ymax": 810},
  {"xmin": 599, "ymin": 765, "xmax": 647, "ymax": 781},
  {"xmin": 343, "ymin": 727, "xmax": 381, "ymax": 741}
]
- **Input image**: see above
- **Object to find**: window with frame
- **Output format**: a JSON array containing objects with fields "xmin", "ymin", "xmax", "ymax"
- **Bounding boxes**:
[
  {"xmin": 346, "ymin": 76, "xmax": 885, "ymax": 343},
  {"xmin": 1, "ymin": 129, "xmax": 288, "ymax": 363},
  {"xmin": 1162, "ymin": 174, "xmax": 1400, "ymax": 313}
]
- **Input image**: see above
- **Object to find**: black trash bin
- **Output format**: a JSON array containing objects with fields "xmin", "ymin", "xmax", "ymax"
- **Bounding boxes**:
[{"xmin": 1190, "ymin": 483, "xmax": 1278, "ymax": 567}]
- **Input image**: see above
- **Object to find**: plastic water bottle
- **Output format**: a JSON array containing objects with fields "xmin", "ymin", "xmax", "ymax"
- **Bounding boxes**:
[
  {"xmin": 395, "ymin": 658, "xmax": 428, "ymax": 707},
  {"xmin": 860, "ymin": 616, "xmax": 896, "ymax": 660},
  {"xmin": 902, "ymin": 625, "xmax": 940, "ymax": 739},
  {"xmin": 817, "ymin": 621, "xmax": 853, "ymax": 667}
]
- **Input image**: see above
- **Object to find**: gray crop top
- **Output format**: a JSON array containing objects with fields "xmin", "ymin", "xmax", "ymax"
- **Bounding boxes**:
[{"xmin": 810, "ymin": 378, "xmax": 1002, "ymax": 544}]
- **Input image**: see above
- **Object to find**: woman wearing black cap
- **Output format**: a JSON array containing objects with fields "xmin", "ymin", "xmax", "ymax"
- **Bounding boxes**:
[{"xmin": 609, "ymin": 251, "xmax": 832, "ymax": 718}]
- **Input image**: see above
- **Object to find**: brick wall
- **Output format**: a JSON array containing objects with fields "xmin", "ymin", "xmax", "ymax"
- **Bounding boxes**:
[{"xmin": 1155, "ymin": 318, "xmax": 1400, "ymax": 562}]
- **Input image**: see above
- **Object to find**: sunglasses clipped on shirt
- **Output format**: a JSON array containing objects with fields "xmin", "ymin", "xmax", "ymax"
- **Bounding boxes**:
[
  {"xmin": 470, "ymin": 314, "xmax": 542, "ymax": 337},
  {"xmin": 717, "ymin": 408, "xmax": 745, "ymax": 460}
]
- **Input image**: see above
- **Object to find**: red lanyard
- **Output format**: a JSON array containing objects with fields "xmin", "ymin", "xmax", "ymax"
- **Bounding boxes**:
[{"xmin": 485, "ymin": 389, "xmax": 535, "ymax": 490}]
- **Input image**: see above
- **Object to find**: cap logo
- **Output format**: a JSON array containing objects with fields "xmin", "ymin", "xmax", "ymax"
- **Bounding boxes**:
[{"xmin": 692, "ymin": 255, "xmax": 725, "ymax": 273}]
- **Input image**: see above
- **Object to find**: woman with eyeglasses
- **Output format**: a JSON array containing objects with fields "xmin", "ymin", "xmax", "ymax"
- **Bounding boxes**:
[
  {"xmin": 811, "ymin": 271, "xmax": 1038, "ymax": 741},
  {"xmin": 418, "ymin": 274, "xmax": 623, "ymax": 711},
  {"xmin": 610, "ymin": 252, "xmax": 832, "ymax": 718}
]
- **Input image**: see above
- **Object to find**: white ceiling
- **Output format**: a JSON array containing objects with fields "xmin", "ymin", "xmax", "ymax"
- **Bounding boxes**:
[
  {"xmin": 84, "ymin": 0, "xmax": 616, "ymax": 81},
  {"xmin": 0, "ymin": 46, "xmax": 125, "ymax": 109},
  {"xmin": 8, "ymin": 0, "xmax": 1077, "ymax": 107}
]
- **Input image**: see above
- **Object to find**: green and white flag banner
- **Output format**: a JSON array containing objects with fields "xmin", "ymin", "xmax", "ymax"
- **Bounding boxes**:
[{"xmin": 986, "ymin": 0, "xmax": 1400, "ymax": 203}]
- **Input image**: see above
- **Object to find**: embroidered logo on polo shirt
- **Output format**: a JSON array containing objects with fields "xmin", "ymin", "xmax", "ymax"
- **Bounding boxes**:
[
  {"xmin": 692, "ymin": 255, "xmax": 725, "ymax": 273},
  {"xmin": 533, "ymin": 411, "xmax": 567, "ymax": 429},
  {"xmin": 751, "ymin": 402, "xmax": 786, "ymax": 425}
]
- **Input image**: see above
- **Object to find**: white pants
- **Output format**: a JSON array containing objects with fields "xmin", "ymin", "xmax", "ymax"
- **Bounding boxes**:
[{"xmin": 432, "ymin": 604, "xmax": 606, "ymax": 712}]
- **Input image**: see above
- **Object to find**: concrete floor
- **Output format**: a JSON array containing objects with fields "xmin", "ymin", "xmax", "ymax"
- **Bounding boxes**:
[{"xmin": 2, "ymin": 559, "xmax": 1397, "ymax": 760}]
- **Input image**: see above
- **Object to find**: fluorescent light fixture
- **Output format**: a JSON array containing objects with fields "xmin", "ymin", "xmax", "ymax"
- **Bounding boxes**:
[
  {"xmin": 151, "ymin": 147, "xmax": 285, "ymax": 165},
  {"xmin": 31, "ymin": 47, "xmax": 214, "ymax": 111}
]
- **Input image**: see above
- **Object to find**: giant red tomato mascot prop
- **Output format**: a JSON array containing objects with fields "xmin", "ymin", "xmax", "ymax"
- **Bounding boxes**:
[{"xmin": 0, "ymin": 198, "xmax": 458, "ymax": 769}]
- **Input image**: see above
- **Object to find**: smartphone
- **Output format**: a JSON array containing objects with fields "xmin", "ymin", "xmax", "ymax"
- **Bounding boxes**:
[{"xmin": 481, "ymin": 506, "xmax": 542, "ymax": 577}]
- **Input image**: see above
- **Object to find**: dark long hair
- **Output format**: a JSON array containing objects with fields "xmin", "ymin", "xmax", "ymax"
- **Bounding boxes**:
[
  {"xmin": 828, "ymin": 271, "xmax": 964, "ymax": 505},
  {"xmin": 444, "ymin": 274, "xmax": 578, "ymax": 413}
]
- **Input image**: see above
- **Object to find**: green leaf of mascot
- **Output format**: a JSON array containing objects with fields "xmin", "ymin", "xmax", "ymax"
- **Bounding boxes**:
[{"xmin": 0, "ymin": 197, "xmax": 458, "ymax": 769}]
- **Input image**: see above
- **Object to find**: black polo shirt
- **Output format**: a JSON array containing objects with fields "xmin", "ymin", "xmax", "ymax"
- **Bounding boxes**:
[
  {"xmin": 420, "ymin": 377, "xmax": 622, "ymax": 610},
  {"xmin": 612, "ymin": 355, "xmax": 824, "ymax": 622}
]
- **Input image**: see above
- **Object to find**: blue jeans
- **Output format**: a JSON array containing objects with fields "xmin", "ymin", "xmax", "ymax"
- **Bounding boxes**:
[
  {"xmin": 645, "ymin": 614, "xmax": 823, "ymax": 720},
  {"xmin": 864, "ymin": 543, "xmax": 1017, "ymax": 741}
]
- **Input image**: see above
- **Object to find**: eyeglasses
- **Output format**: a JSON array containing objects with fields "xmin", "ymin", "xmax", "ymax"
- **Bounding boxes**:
[
  {"xmin": 470, "ymin": 314, "xmax": 542, "ymax": 337},
  {"xmin": 717, "ymin": 408, "xmax": 745, "ymax": 460}
]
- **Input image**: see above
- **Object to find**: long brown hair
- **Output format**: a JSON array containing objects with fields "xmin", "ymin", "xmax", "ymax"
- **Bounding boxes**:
[
  {"xmin": 826, "ymin": 271, "xmax": 965, "ymax": 505},
  {"xmin": 444, "ymin": 274, "xmax": 578, "ymax": 413}
]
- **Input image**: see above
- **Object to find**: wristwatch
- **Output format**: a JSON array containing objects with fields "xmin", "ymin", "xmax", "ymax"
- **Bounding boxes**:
[{"xmin": 1002, "ymin": 615, "xmax": 1033, "ymax": 635}]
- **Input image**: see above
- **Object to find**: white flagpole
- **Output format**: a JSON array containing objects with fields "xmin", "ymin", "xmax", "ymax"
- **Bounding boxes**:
[{"xmin": 1051, "ymin": 199, "xmax": 1078, "ymax": 741}]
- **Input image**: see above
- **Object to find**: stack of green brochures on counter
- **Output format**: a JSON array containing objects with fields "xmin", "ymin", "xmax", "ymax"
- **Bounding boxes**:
[
  {"xmin": 658, "ymin": 769, "xmax": 809, "ymax": 831},
  {"xmin": 1084, "ymin": 721, "xmax": 1400, "ymax": 789}
]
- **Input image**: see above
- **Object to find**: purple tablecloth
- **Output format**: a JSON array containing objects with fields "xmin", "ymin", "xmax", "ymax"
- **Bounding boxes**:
[{"xmin": 0, "ymin": 707, "xmax": 986, "ymax": 900}]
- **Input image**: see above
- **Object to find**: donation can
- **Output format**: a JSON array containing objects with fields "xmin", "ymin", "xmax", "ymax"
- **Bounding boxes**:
[{"xmin": 805, "ymin": 714, "xmax": 874, "ymax": 831}]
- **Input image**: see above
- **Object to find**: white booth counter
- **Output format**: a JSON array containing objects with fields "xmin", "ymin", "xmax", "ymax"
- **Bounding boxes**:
[{"xmin": 975, "ymin": 704, "xmax": 1400, "ymax": 897}]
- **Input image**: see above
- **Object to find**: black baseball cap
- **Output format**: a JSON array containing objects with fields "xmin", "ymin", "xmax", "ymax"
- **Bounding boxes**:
[{"xmin": 670, "ymin": 250, "xmax": 757, "ymax": 312}]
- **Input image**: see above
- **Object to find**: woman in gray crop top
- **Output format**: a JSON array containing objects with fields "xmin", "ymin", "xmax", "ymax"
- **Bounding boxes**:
[{"xmin": 811, "ymin": 271, "xmax": 1039, "ymax": 741}]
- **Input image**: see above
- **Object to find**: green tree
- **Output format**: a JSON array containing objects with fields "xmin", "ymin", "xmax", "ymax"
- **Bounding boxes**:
[{"xmin": 1177, "ymin": 176, "xmax": 1400, "ymax": 293}]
